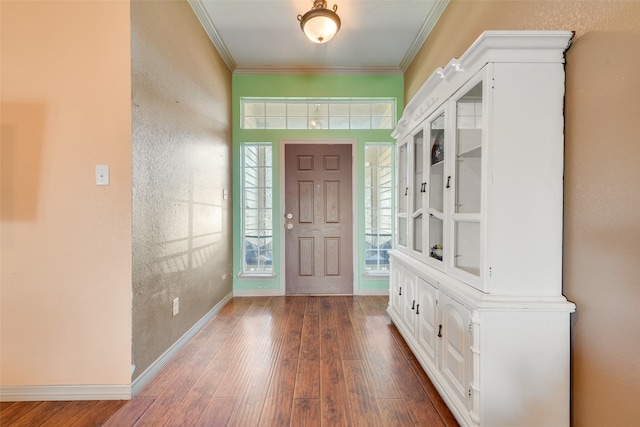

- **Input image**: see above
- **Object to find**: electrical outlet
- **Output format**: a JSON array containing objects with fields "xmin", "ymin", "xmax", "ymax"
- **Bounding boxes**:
[{"xmin": 172, "ymin": 297, "xmax": 179, "ymax": 316}]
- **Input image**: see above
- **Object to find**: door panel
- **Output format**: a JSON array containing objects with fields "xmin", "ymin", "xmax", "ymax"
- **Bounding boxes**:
[{"xmin": 285, "ymin": 144, "xmax": 353, "ymax": 294}]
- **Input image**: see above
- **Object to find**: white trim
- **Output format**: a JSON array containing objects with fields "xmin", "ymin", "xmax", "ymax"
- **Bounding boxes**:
[
  {"xmin": 234, "ymin": 67, "xmax": 403, "ymax": 76},
  {"xmin": 279, "ymin": 139, "xmax": 359, "ymax": 295},
  {"xmin": 0, "ymin": 294, "xmax": 234, "ymax": 402},
  {"xmin": 0, "ymin": 385, "xmax": 131, "ymax": 402},
  {"xmin": 399, "ymin": 0, "xmax": 450, "ymax": 72},
  {"xmin": 356, "ymin": 288, "xmax": 390, "ymax": 296},
  {"xmin": 233, "ymin": 289, "xmax": 283, "ymax": 297},
  {"xmin": 394, "ymin": 30, "xmax": 574, "ymax": 139},
  {"xmin": 131, "ymin": 291, "xmax": 233, "ymax": 397},
  {"xmin": 187, "ymin": 0, "xmax": 236, "ymax": 72}
]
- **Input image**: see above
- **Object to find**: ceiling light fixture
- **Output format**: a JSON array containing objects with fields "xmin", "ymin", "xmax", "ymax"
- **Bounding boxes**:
[{"xmin": 297, "ymin": 0, "xmax": 341, "ymax": 44}]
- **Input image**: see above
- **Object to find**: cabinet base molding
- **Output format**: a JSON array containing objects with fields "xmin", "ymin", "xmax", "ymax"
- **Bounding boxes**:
[{"xmin": 389, "ymin": 251, "xmax": 574, "ymax": 427}]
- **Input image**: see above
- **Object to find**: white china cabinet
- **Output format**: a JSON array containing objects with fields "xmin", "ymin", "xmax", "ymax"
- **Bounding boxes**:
[{"xmin": 389, "ymin": 31, "xmax": 576, "ymax": 427}]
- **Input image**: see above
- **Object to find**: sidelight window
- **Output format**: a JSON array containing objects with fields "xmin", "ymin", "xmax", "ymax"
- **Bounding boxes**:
[
  {"xmin": 364, "ymin": 143, "xmax": 395, "ymax": 273},
  {"xmin": 241, "ymin": 143, "xmax": 273, "ymax": 274}
]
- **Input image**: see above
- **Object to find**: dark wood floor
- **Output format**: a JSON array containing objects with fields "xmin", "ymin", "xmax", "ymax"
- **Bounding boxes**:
[{"xmin": 1, "ymin": 296, "xmax": 458, "ymax": 426}]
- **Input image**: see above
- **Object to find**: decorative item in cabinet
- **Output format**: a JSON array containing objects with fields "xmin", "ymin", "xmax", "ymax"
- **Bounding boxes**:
[
  {"xmin": 431, "ymin": 130, "xmax": 444, "ymax": 164},
  {"xmin": 396, "ymin": 142, "xmax": 408, "ymax": 248},
  {"xmin": 428, "ymin": 112, "xmax": 445, "ymax": 265},
  {"xmin": 430, "ymin": 243, "xmax": 443, "ymax": 261}
]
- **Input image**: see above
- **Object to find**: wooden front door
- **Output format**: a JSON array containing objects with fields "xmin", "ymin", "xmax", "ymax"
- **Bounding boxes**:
[{"xmin": 284, "ymin": 143, "xmax": 353, "ymax": 294}]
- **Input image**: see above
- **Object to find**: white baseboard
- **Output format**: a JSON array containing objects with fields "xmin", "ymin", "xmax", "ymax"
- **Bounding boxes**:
[
  {"xmin": 131, "ymin": 291, "xmax": 233, "ymax": 396},
  {"xmin": 233, "ymin": 288, "xmax": 389, "ymax": 296},
  {"xmin": 357, "ymin": 288, "xmax": 390, "ymax": 296},
  {"xmin": 0, "ymin": 385, "xmax": 131, "ymax": 402},
  {"xmin": 233, "ymin": 289, "xmax": 283, "ymax": 297},
  {"xmin": 1, "ymin": 292, "xmax": 235, "ymax": 402}
]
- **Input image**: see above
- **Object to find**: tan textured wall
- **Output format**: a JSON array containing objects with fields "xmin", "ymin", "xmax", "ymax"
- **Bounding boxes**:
[
  {"xmin": 131, "ymin": 0, "xmax": 233, "ymax": 379},
  {"xmin": 1, "ymin": 1, "xmax": 132, "ymax": 385},
  {"xmin": 405, "ymin": 2, "xmax": 640, "ymax": 425}
]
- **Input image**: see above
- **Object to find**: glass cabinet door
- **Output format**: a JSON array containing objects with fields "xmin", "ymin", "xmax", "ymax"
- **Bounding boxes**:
[
  {"xmin": 428, "ymin": 112, "xmax": 445, "ymax": 265},
  {"xmin": 412, "ymin": 129, "xmax": 425, "ymax": 255},
  {"xmin": 453, "ymin": 81, "xmax": 483, "ymax": 277},
  {"xmin": 397, "ymin": 142, "xmax": 408, "ymax": 248}
]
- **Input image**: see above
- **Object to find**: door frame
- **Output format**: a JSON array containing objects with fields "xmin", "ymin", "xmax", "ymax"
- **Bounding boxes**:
[{"xmin": 279, "ymin": 138, "xmax": 359, "ymax": 295}]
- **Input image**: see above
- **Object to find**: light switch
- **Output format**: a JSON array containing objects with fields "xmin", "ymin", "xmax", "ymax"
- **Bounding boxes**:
[{"xmin": 96, "ymin": 165, "xmax": 110, "ymax": 186}]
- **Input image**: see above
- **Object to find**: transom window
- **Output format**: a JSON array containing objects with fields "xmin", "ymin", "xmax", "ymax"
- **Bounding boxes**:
[{"xmin": 241, "ymin": 98, "xmax": 395, "ymax": 130}]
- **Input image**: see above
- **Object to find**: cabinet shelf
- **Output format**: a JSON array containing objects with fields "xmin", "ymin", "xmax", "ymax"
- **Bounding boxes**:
[
  {"xmin": 457, "ymin": 145, "xmax": 481, "ymax": 158},
  {"xmin": 451, "ymin": 212, "xmax": 480, "ymax": 222}
]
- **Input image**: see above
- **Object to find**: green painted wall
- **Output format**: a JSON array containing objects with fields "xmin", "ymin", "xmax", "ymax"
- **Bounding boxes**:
[{"xmin": 232, "ymin": 74, "xmax": 403, "ymax": 293}]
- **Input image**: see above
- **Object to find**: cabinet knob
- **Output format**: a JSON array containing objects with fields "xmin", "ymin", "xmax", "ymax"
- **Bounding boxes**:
[
  {"xmin": 399, "ymin": 286, "xmax": 402, "ymax": 296},
  {"xmin": 446, "ymin": 176, "xmax": 451, "ymax": 189},
  {"xmin": 416, "ymin": 304, "xmax": 420, "ymax": 315},
  {"xmin": 438, "ymin": 324, "xmax": 442, "ymax": 337},
  {"xmin": 405, "ymin": 187, "xmax": 408, "ymax": 196},
  {"xmin": 411, "ymin": 300, "xmax": 415, "ymax": 310}
]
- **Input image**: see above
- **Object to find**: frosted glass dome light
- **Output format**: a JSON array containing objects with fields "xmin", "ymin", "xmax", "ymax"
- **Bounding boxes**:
[{"xmin": 297, "ymin": 0, "xmax": 341, "ymax": 44}]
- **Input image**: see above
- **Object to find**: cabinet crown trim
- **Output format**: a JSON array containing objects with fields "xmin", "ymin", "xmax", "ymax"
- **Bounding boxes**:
[{"xmin": 393, "ymin": 30, "xmax": 574, "ymax": 138}]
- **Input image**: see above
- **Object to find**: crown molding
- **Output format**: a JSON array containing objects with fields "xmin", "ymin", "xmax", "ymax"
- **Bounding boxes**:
[
  {"xmin": 189, "ymin": 0, "xmax": 448, "ymax": 75},
  {"xmin": 188, "ymin": 0, "xmax": 237, "ymax": 72},
  {"xmin": 233, "ymin": 66, "xmax": 403, "ymax": 76},
  {"xmin": 399, "ymin": 0, "xmax": 450, "ymax": 72}
]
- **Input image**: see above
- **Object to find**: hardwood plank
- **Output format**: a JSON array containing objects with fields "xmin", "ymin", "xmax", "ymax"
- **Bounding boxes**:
[
  {"xmin": 136, "ymin": 316, "xmax": 229, "ymax": 399},
  {"xmin": 320, "ymin": 357, "xmax": 353, "ymax": 426},
  {"xmin": 194, "ymin": 398, "xmax": 236, "ymax": 427},
  {"xmin": 133, "ymin": 319, "xmax": 238, "ymax": 425},
  {"xmin": 387, "ymin": 348, "xmax": 447, "ymax": 427},
  {"xmin": 297, "ymin": 303, "xmax": 320, "ymax": 401},
  {"xmin": 102, "ymin": 397, "xmax": 155, "ymax": 427},
  {"xmin": 319, "ymin": 297, "xmax": 340, "ymax": 360},
  {"xmin": 342, "ymin": 359, "xmax": 383, "ymax": 427},
  {"xmin": 258, "ymin": 358, "xmax": 298, "ymax": 426},
  {"xmin": 406, "ymin": 356, "xmax": 460, "ymax": 427},
  {"xmin": 333, "ymin": 298, "xmax": 364, "ymax": 359},
  {"xmin": 304, "ymin": 295, "xmax": 320, "ymax": 316},
  {"xmin": 362, "ymin": 353, "xmax": 405, "ymax": 400},
  {"xmin": 291, "ymin": 398, "xmax": 321, "ymax": 427},
  {"xmin": 278, "ymin": 297, "xmax": 305, "ymax": 360},
  {"xmin": 225, "ymin": 298, "xmax": 291, "ymax": 427},
  {"xmin": 376, "ymin": 398, "xmax": 415, "ymax": 426},
  {"xmin": 68, "ymin": 400, "xmax": 128, "ymax": 426},
  {"xmin": 294, "ymin": 358, "xmax": 320, "ymax": 399},
  {"xmin": 3, "ymin": 401, "xmax": 68, "ymax": 427},
  {"xmin": 224, "ymin": 355, "xmax": 276, "ymax": 427},
  {"xmin": 1, "ymin": 401, "xmax": 43, "ymax": 426},
  {"xmin": 163, "ymin": 358, "xmax": 233, "ymax": 426},
  {"xmin": 300, "ymin": 312, "xmax": 320, "ymax": 361},
  {"xmin": 212, "ymin": 355, "xmax": 255, "ymax": 399},
  {"xmin": 0, "ymin": 296, "xmax": 457, "ymax": 427},
  {"xmin": 0, "ymin": 402, "xmax": 16, "ymax": 411},
  {"xmin": 40, "ymin": 401, "xmax": 100, "ymax": 426}
]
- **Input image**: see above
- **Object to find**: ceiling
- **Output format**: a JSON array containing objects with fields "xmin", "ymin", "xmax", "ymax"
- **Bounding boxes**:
[{"xmin": 188, "ymin": 0, "xmax": 449, "ymax": 74}]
